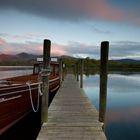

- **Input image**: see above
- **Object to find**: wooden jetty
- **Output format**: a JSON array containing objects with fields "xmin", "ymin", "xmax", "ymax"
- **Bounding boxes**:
[{"xmin": 37, "ymin": 74, "xmax": 107, "ymax": 140}]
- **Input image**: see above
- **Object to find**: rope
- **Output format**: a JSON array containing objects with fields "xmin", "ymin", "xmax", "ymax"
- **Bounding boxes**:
[
  {"xmin": 38, "ymin": 71, "xmax": 43, "ymax": 96},
  {"xmin": 38, "ymin": 83, "xmax": 43, "ymax": 96},
  {"xmin": 26, "ymin": 72, "xmax": 43, "ymax": 112},
  {"xmin": 26, "ymin": 81, "xmax": 40, "ymax": 113},
  {"xmin": 41, "ymin": 68, "xmax": 51, "ymax": 77}
]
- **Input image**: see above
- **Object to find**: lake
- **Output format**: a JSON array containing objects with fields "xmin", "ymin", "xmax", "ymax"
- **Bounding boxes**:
[
  {"xmin": 83, "ymin": 72, "xmax": 140, "ymax": 140},
  {"xmin": 0, "ymin": 67, "xmax": 140, "ymax": 140},
  {"xmin": 0, "ymin": 66, "xmax": 33, "ymax": 79}
]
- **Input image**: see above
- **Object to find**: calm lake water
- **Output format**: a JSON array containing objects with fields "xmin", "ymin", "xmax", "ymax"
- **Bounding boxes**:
[
  {"xmin": 0, "ymin": 66, "xmax": 32, "ymax": 79},
  {"xmin": 83, "ymin": 73, "xmax": 140, "ymax": 140},
  {"xmin": 0, "ymin": 67, "xmax": 140, "ymax": 140}
]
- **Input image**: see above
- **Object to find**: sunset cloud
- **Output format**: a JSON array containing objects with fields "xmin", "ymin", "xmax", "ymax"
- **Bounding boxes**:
[
  {"xmin": 0, "ymin": 37, "xmax": 6, "ymax": 45},
  {"xmin": 0, "ymin": 36, "xmax": 140, "ymax": 60},
  {"xmin": 0, "ymin": 39, "xmax": 42, "ymax": 54},
  {"xmin": 51, "ymin": 43, "xmax": 68, "ymax": 56},
  {"xmin": 0, "ymin": 0, "xmax": 139, "ymax": 25}
]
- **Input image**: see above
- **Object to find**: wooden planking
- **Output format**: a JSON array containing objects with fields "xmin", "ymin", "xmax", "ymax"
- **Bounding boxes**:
[{"xmin": 37, "ymin": 74, "xmax": 107, "ymax": 140}]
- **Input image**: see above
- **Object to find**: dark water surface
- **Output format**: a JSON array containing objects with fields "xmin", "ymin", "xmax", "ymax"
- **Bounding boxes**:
[{"xmin": 83, "ymin": 73, "xmax": 140, "ymax": 140}]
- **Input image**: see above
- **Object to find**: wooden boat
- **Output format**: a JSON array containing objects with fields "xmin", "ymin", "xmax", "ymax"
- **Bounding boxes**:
[{"xmin": 0, "ymin": 61, "xmax": 60, "ymax": 135}]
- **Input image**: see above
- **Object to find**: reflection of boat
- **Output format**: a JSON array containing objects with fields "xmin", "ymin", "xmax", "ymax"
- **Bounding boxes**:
[{"xmin": 0, "ymin": 61, "xmax": 60, "ymax": 135}]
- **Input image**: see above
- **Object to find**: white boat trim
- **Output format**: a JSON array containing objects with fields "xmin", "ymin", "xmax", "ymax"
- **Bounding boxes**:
[
  {"xmin": 0, "ymin": 87, "xmax": 38, "ymax": 97},
  {"xmin": 50, "ymin": 85, "xmax": 60, "ymax": 92},
  {"xmin": 0, "ymin": 95, "xmax": 22, "ymax": 103}
]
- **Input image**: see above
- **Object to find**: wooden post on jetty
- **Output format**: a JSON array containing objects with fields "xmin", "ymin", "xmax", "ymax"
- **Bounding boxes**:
[
  {"xmin": 76, "ymin": 60, "xmax": 79, "ymax": 81},
  {"xmin": 73, "ymin": 64, "xmax": 76, "ymax": 77},
  {"xmin": 99, "ymin": 41, "xmax": 109, "ymax": 123},
  {"xmin": 41, "ymin": 39, "xmax": 51, "ymax": 123},
  {"xmin": 62, "ymin": 62, "xmax": 65, "ymax": 81},
  {"xmin": 80, "ymin": 59, "xmax": 84, "ymax": 88},
  {"xmin": 59, "ymin": 58, "xmax": 63, "ymax": 84}
]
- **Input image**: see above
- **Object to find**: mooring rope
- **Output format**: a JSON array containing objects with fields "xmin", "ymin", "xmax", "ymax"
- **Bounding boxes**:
[{"xmin": 26, "ymin": 81, "xmax": 40, "ymax": 113}]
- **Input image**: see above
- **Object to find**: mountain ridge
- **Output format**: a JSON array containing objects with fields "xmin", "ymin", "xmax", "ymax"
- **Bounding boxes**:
[
  {"xmin": 115, "ymin": 59, "xmax": 140, "ymax": 64},
  {"xmin": 0, "ymin": 52, "xmax": 140, "ymax": 63}
]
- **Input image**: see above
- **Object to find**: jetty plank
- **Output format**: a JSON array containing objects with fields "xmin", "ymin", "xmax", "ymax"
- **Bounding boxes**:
[{"xmin": 37, "ymin": 74, "xmax": 107, "ymax": 140}]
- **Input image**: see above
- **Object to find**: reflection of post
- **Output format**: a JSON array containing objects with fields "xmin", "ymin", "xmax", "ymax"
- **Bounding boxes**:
[
  {"xmin": 80, "ymin": 59, "xmax": 84, "ymax": 88},
  {"xmin": 99, "ymin": 41, "xmax": 109, "ymax": 123},
  {"xmin": 41, "ymin": 39, "xmax": 51, "ymax": 123}
]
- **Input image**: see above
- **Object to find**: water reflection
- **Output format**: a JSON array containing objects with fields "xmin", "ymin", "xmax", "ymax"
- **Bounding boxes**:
[
  {"xmin": 83, "ymin": 73, "xmax": 140, "ymax": 140},
  {"xmin": 0, "ymin": 67, "xmax": 32, "ymax": 79}
]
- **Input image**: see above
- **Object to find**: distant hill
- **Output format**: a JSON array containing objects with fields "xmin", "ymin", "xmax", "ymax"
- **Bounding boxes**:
[
  {"xmin": 60, "ymin": 55, "xmax": 76, "ymax": 59},
  {"xmin": 0, "ymin": 53, "xmax": 140, "ymax": 64},
  {"xmin": 115, "ymin": 59, "xmax": 140, "ymax": 64},
  {"xmin": 0, "ymin": 53, "xmax": 76, "ymax": 61},
  {"xmin": 16, "ymin": 52, "xmax": 38, "ymax": 60},
  {"xmin": 0, "ymin": 53, "xmax": 39, "ymax": 62},
  {"xmin": 0, "ymin": 54, "xmax": 18, "ymax": 62}
]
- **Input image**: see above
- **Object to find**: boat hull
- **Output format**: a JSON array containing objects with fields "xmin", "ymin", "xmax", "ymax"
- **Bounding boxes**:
[{"xmin": 0, "ymin": 77, "xmax": 60, "ymax": 135}]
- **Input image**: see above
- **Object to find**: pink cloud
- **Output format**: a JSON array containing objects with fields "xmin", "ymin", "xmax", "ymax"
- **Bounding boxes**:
[
  {"xmin": 24, "ymin": 43, "xmax": 68, "ymax": 56},
  {"xmin": 82, "ymin": 0, "xmax": 125, "ymax": 21},
  {"xmin": 0, "ymin": 38, "xmax": 6, "ymax": 45},
  {"xmin": 0, "ymin": 0, "xmax": 139, "ymax": 25},
  {"xmin": 51, "ymin": 43, "xmax": 68, "ymax": 56},
  {"xmin": 0, "ymin": 39, "xmax": 69, "ymax": 56},
  {"xmin": 58, "ymin": 0, "xmax": 126, "ymax": 22},
  {"xmin": 81, "ymin": 0, "xmax": 140, "ymax": 25}
]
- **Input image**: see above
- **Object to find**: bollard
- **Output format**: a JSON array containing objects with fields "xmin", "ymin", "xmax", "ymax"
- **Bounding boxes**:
[
  {"xmin": 99, "ymin": 41, "xmax": 109, "ymax": 123},
  {"xmin": 59, "ymin": 58, "xmax": 63, "ymax": 84},
  {"xmin": 80, "ymin": 59, "xmax": 84, "ymax": 88},
  {"xmin": 62, "ymin": 63, "xmax": 65, "ymax": 81},
  {"xmin": 76, "ymin": 60, "xmax": 79, "ymax": 81},
  {"xmin": 41, "ymin": 39, "xmax": 51, "ymax": 123}
]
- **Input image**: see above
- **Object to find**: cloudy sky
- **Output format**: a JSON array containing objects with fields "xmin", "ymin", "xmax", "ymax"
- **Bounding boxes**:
[{"xmin": 0, "ymin": 0, "xmax": 140, "ymax": 59}]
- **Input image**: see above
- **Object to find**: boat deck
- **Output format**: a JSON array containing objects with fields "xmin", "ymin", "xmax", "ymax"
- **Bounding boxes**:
[{"xmin": 37, "ymin": 74, "xmax": 107, "ymax": 140}]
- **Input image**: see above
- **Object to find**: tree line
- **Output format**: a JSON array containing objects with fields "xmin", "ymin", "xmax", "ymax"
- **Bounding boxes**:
[
  {"xmin": 63, "ymin": 57, "xmax": 140, "ymax": 72},
  {"xmin": 0, "ymin": 57, "xmax": 140, "ymax": 72}
]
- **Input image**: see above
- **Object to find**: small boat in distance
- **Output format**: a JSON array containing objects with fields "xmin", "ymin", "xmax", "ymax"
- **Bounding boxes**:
[{"xmin": 0, "ymin": 58, "xmax": 60, "ymax": 135}]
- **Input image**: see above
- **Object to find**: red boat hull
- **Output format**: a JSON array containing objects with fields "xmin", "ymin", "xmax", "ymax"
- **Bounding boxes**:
[{"xmin": 0, "ymin": 76, "xmax": 60, "ymax": 135}]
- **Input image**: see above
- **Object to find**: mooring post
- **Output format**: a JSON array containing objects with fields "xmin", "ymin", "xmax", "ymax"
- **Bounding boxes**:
[
  {"xmin": 76, "ymin": 60, "xmax": 79, "ymax": 81},
  {"xmin": 80, "ymin": 59, "xmax": 84, "ymax": 88},
  {"xmin": 73, "ymin": 64, "xmax": 76, "ymax": 77},
  {"xmin": 41, "ymin": 39, "xmax": 51, "ymax": 123},
  {"xmin": 62, "ymin": 62, "xmax": 65, "ymax": 81},
  {"xmin": 59, "ymin": 58, "xmax": 63, "ymax": 84},
  {"xmin": 99, "ymin": 41, "xmax": 109, "ymax": 123}
]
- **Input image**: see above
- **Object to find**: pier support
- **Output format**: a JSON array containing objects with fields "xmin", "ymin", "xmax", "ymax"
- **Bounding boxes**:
[
  {"xmin": 59, "ymin": 58, "xmax": 63, "ymax": 84},
  {"xmin": 62, "ymin": 62, "xmax": 65, "ymax": 81},
  {"xmin": 41, "ymin": 39, "xmax": 51, "ymax": 123},
  {"xmin": 80, "ymin": 59, "xmax": 84, "ymax": 88},
  {"xmin": 76, "ymin": 60, "xmax": 79, "ymax": 81},
  {"xmin": 99, "ymin": 41, "xmax": 109, "ymax": 123}
]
